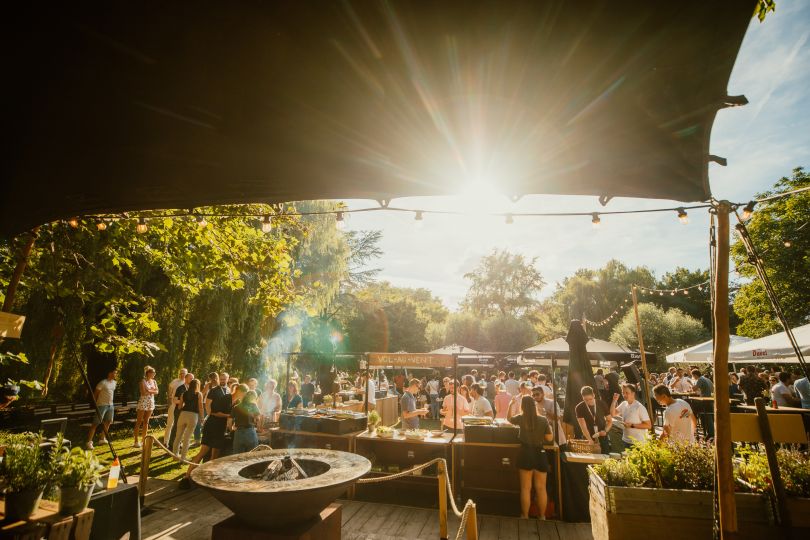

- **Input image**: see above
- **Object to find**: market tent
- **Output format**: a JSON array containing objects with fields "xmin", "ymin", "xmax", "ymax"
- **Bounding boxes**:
[
  {"xmin": 520, "ymin": 337, "xmax": 656, "ymax": 367},
  {"xmin": 3, "ymin": 0, "xmax": 756, "ymax": 236},
  {"xmin": 429, "ymin": 345, "xmax": 480, "ymax": 355},
  {"xmin": 726, "ymin": 323, "xmax": 810, "ymax": 363},
  {"xmin": 666, "ymin": 335, "xmax": 753, "ymax": 364}
]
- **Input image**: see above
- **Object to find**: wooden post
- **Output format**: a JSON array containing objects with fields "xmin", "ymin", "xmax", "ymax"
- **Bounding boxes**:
[
  {"xmin": 465, "ymin": 503, "xmax": 478, "ymax": 540},
  {"xmin": 713, "ymin": 202, "xmax": 737, "ymax": 538},
  {"xmin": 753, "ymin": 397, "xmax": 791, "ymax": 532},
  {"xmin": 138, "ymin": 435, "xmax": 154, "ymax": 506},
  {"xmin": 438, "ymin": 459, "xmax": 448, "ymax": 540},
  {"xmin": 631, "ymin": 286, "xmax": 655, "ymax": 426},
  {"xmin": 1, "ymin": 226, "xmax": 39, "ymax": 313}
]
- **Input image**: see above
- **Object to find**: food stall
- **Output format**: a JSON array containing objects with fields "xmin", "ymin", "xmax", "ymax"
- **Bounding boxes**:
[{"xmin": 266, "ymin": 409, "xmax": 367, "ymax": 452}]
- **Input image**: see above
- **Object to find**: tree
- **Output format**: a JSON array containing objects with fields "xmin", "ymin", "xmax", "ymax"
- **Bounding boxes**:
[
  {"xmin": 482, "ymin": 315, "xmax": 536, "ymax": 352},
  {"xmin": 731, "ymin": 167, "xmax": 810, "ymax": 338},
  {"xmin": 461, "ymin": 250, "xmax": 545, "ymax": 317},
  {"xmin": 651, "ymin": 267, "xmax": 713, "ymax": 328},
  {"xmin": 609, "ymin": 303, "xmax": 709, "ymax": 363},
  {"xmin": 441, "ymin": 313, "xmax": 486, "ymax": 351}
]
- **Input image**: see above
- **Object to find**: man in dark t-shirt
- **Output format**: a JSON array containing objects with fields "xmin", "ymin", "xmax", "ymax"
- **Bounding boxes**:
[
  {"xmin": 575, "ymin": 386, "xmax": 612, "ymax": 454},
  {"xmin": 301, "ymin": 375, "xmax": 315, "ymax": 407}
]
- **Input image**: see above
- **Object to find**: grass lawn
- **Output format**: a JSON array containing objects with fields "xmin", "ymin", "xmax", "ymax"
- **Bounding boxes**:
[{"xmin": 92, "ymin": 426, "xmax": 201, "ymax": 481}]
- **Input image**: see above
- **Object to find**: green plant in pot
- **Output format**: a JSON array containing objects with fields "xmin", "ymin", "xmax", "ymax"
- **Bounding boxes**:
[
  {"xmin": 0, "ymin": 432, "xmax": 50, "ymax": 521},
  {"xmin": 57, "ymin": 447, "xmax": 105, "ymax": 515},
  {"xmin": 367, "ymin": 410, "xmax": 381, "ymax": 433}
]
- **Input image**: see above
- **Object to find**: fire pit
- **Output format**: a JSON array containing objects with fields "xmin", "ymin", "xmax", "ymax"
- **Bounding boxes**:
[{"xmin": 191, "ymin": 448, "xmax": 371, "ymax": 527}]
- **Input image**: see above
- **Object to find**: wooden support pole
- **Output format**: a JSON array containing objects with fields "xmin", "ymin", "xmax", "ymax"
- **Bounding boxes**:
[
  {"xmin": 631, "ymin": 286, "xmax": 655, "ymax": 426},
  {"xmin": 438, "ymin": 460, "xmax": 448, "ymax": 540},
  {"xmin": 753, "ymin": 397, "xmax": 791, "ymax": 533},
  {"xmin": 465, "ymin": 503, "xmax": 478, "ymax": 540},
  {"xmin": 1, "ymin": 226, "xmax": 39, "ymax": 313},
  {"xmin": 713, "ymin": 202, "xmax": 737, "ymax": 539},
  {"xmin": 138, "ymin": 435, "xmax": 154, "ymax": 506}
]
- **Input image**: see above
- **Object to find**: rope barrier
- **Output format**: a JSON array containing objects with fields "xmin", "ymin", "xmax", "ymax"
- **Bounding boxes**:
[{"xmin": 143, "ymin": 435, "xmax": 198, "ymax": 466}]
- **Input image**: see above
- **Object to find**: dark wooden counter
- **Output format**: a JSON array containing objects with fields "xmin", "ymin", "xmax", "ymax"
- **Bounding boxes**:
[
  {"xmin": 453, "ymin": 436, "xmax": 562, "ymax": 519},
  {"xmin": 264, "ymin": 427, "xmax": 364, "ymax": 453},
  {"xmin": 353, "ymin": 431, "xmax": 453, "ymax": 508}
]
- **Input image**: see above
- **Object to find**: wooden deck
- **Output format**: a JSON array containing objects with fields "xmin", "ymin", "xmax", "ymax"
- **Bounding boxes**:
[{"xmin": 137, "ymin": 476, "xmax": 593, "ymax": 539}]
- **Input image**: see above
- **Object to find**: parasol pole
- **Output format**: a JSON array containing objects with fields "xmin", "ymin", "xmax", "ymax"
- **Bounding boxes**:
[
  {"xmin": 631, "ymin": 286, "xmax": 655, "ymax": 426},
  {"xmin": 713, "ymin": 202, "xmax": 737, "ymax": 538}
]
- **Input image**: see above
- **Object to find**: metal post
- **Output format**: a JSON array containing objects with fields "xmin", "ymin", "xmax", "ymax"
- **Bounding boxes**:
[
  {"xmin": 551, "ymin": 354, "xmax": 559, "ymax": 445},
  {"xmin": 631, "ymin": 286, "xmax": 655, "ymax": 426},
  {"xmin": 713, "ymin": 202, "xmax": 737, "ymax": 539},
  {"xmin": 438, "ymin": 459, "xmax": 448, "ymax": 540}
]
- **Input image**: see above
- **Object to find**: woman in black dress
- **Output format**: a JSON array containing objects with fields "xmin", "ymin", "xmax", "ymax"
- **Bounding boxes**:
[{"xmin": 509, "ymin": 395, "xmax": 553, "ymax": 519}]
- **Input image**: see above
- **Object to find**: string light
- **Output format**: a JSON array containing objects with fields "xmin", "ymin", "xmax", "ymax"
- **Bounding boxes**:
[
  {"xmin": 783, "ymin": 239, "xmax": 792, "ymax": 248},
  {"xmin": 261, "ymin": 215, "xmax": 273, "ymax": 233},
  {"xmin": 96, "ymin": 220, "xmax": 107, "ymax": 231},
  {"xmin": 677, "ymin": 208, "xmax": 689, "ymax": 224},
  {"xmin": 68, "ymin": 217, "xmax": 79, "ymax": 228},
  {"xmin": 136, "ymin": 217, "xmax": 148, "ymax": 234},
  {"xmin": 414, "ymin": 211, "xmax": 424, "ymax": 228},
  {"xmin": 741, "ymin": 201, "xmax": 756, "ymax": 220},
  {"xmin": 591, "ymin": 213, "xmax": 601, "ymax": 229},
  {"xmin": 505, "ymin": 213, "xmax": 514, "ymax": 225},
  {"xmin": 335, "ymin": 212, "xmax": 346, "ymax": 230}
]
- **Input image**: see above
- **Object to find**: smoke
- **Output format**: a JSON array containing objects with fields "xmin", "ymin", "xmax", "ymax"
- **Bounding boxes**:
[{"xmin": 261, "ymin": 309, "xmax": 307, "ymax": 384}]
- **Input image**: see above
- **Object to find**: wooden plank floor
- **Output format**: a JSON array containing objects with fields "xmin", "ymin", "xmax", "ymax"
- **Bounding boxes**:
[{"xmin": 137, "ymin": 477, "xmax": 593, "ymax": 540}]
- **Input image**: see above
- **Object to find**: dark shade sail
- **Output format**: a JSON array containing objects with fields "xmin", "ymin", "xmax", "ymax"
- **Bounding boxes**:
[
  {"xmin": 562, "ymin": 321, "xmax": 597, "ymax": 427},
  {"xmin": 3, "ymin": 0, "xmax": 755, "ymax": 236}
]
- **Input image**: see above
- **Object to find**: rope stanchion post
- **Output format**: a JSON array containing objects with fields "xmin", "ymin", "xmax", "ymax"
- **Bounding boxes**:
[
  {"xmin": 438, "ymin": 459, "xmax": 448, "ymax": 540},
  {"xmin": 139, "ymin": 434, "xmax": 154, "ymax": 506},
  {"xmin": 465, "ymin": 503, "xmax": 478, "ymax": 540}
]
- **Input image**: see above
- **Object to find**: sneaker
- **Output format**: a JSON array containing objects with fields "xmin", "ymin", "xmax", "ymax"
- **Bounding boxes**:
[
  {"xmin": 134, "ymin": 441, "xmax": 142, "ymax": 448},
  {"xmin": 178, "ymin": 477, "xmax": 191, "ymax": 490},
  {"xmin": 85, "ymin": 441, "xmax": 94, "ymax": 450},
  {"xmin": 98, "ymin": 439, "xmax": 108, "ymax": 445}
]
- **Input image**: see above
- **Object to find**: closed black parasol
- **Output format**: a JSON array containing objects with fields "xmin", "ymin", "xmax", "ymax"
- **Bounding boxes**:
[{"xmin": 562, "ymin": 321, "xmax": 596, "ymax": 427}]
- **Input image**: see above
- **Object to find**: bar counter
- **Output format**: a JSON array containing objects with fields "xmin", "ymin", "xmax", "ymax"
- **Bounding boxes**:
[{"xmin": 263, "ymin": 427, "xmax": 363, "ymax": 453}]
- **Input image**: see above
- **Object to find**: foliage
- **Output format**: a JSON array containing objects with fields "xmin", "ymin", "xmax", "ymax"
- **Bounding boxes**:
[
  {"xmin": 57, "ymin": 447, "xmax": 105, "ymax": 488},
  {"xmin": 736, "ymin": 447, "xmax": 810, "ymax": 497},
  {"xmin": 441, "ymin": 313, "xmax": 485, "ymax": 351},
  {"xmin": 594, "ymin": 438, "xmax": 714, "ymax": 490},
  {"xmin": 610, "ymin": 303, "xmax": 709, "ymax": 361},
  {"xmin": 461, "ymin": 250, "xmax": 545, "ymax": 318},
  {"xmin": 481, "ymin": 315, "xmax": 536, "ymax": 352},
  {"xmin": 653, "ymin": 268, "xmax": 712, "ymax": 328},
  {"xmin": 756, "ymin": 0, "xmax": 776, "ymax": 22},
  {"xmin": 0, "ymin": 432, "xmax": 53, "ymax": 493},
  {"xmin": 731, "ymin": 168, "xmax": 810, "ymax": 338},
  {"xmin": 367, "ymin": 410, "xmax": 380, "ymax": 427}
]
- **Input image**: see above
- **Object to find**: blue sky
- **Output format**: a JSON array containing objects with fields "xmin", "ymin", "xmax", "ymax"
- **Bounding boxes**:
[{"xmin": 337, "ymin": 4, "xmax": 810, "ymax": 309}]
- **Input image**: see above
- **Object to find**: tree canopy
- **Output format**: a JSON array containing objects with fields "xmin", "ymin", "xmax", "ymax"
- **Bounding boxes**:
[{"xmin": 461, "ymin": 250, "xmax": 545, "ymax": 318}]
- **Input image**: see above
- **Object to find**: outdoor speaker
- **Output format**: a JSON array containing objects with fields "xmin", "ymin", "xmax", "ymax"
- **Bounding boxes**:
[{"xmin": 621, "ymin": 362, "xmax": 642, "ymax": 385}]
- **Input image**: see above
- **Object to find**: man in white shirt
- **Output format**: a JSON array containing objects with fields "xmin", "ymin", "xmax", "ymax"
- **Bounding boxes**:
[
  {"xmin": 771, "ymin": 371, "xmax": 801, "ymax": 407},
  {"xmin": 654, "ymin": 384, "xmax": 696, "ymax": 443},
  {"xmin": 536, "ymin": 374, "xmax": 554, "ymax": 399},
  {"xmin": 364, "ymin": 373, "xmax": 377, "ymax": 410},
  {"xmin": 611, "ymin": 384, "xmax": 651, "ymax": 447},
  {"xmin": 504, "ymin": 371, "xmax": 520, "ymax": 396},
  {"xmin": 668, "ymin": 367, "xmax": 693, "ymax": 394},
  {"xmin": 164, "ymin": 368, "xmax": 188, "ymax": 445},
  {"xmin": 87, "ymin": 369, "xmax": 118, "ymax": 449},
  {"xmin": 469, "ymin": 384, "xmax": 493, "ymax": 417}
]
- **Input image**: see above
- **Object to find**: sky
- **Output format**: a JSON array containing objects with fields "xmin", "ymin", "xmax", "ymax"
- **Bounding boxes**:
[{"xmin": 336, "ymin": 4, "xmax": 810, "ymax": 310}]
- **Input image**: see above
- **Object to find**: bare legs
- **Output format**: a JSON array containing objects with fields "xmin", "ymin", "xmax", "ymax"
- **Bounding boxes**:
[
  {"xmin": 518, "ymin": 469, "xmax": 548, "ymax": 519},
  {"xmin": 134, "ymin": 409, "xmax": 153, "ymax": 446}
]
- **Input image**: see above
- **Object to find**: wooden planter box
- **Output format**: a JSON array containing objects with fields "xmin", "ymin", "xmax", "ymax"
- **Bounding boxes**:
[
  {"xmin": 786, "ymin": 497, "xmax": 810, "ymax": 536},
  {"xmin": 588, "ymin": 469, "xmax": 775, "ymax": 540}
]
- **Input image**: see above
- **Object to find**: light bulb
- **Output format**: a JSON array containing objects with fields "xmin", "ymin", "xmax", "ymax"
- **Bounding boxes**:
[
  {"xmin": 671, "ymin": 291, "xmax": 676, "ymax": 296},
  {"xmin": 741, "ymin": 201, "xmax": 756, "ymax": 220},
  {"xmin": 336, "ymin": 212, "xmax": 346, "ymax": 230},
  {"xmin": 96, "ymin": 220, "xmax": 107, "ymax": 231},
  {"xmin": 136, "ymin": 217, "xmax": 148, "ymax": 234},
  {"xmin": 784, "ymin": 240, "xmax": 792, "ymax": 248},
  {"xmin": 677, "ymin": 208, "xmax": 689, "ymax": 224},
  {"xmin": 68, "ymin": 217, "xmax": 79, "ymax": 228},
  {"xmin": 505, "ymin": 214, "xmax": 514, "ymax": 225},
  {"xmin": 414, "ymin": 211, "xmax": 424, "ymax": 229},
  {"xmin": 262, "ymin": 215, "xmax": 273, "ymax": 233},
  {"xmin": 591, "ymin": 213, "xmax": 601, "ymax": 229}
]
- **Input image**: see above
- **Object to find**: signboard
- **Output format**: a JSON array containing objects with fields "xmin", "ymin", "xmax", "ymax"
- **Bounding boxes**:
[
  {"xmin": 367, "ymin": 353, "xmax": 454, "ymax": 369},
  {"xmin": 0, "ymin": 312, "xmax": 25, "ymax": 339}
]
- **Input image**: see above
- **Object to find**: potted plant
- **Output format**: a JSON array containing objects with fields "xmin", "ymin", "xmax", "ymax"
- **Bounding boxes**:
[
  {"xmin": 0, "ymin": 432, "xmax": 50, "ymax": 521},
  {"xmin": 366, "ymin": 410, "xmax": 380, "ymax": 434},
  {"xmin": 56, "ymin": 447, "xmax": 105, "ymax": 515}
]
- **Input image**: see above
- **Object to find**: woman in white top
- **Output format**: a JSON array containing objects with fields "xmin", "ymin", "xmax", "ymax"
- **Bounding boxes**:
[
  {"xmin": 134, "ymin": 366, "xmax": 159, "ymax": 448},
  {"xmin": 259, "ymin": 379, "xmax": 282, "ymax": 427},
  {"xmin": 610, "ymin": 383, "xmax": 651, "ymax": 449},
  {"xmin": 440, "ymin": 381, "xmax": 471, "ymax": 432}
]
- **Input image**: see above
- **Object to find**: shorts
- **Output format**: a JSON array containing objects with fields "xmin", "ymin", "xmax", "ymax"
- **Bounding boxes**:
[
  {"xmin": 93, "ymin": 404, "xmax": 114, "ymax": 425},
  {"xmin": 137, "ymin": 395, "xmax": 155, "ymax": 411},
  {"xmin": 202, "ymin": 418, "xmax": 227, "ymax": 450},
  {"xmin": 517, "ymin": 444, "xmax": 549, "ymax": 472}
]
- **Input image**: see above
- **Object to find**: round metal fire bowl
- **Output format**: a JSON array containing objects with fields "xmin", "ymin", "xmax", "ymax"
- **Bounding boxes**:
[{"xmin": 191, "ymin": 448, "xmax": 371, "ymax": 527}]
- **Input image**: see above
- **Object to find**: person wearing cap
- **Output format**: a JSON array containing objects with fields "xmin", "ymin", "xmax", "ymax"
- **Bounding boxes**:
[
  {"xmin": 400, "ymin": 379, "xmax": 428, "ymax": 429},
  {"xmin": 470, "ymin": 383, "xmax": 493, "ymax": 418}
]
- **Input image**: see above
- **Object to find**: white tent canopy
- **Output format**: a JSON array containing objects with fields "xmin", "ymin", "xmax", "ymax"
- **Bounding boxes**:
[
  {"xmin": 429, "ymin": 345, "xmax": 479, "ymax": 355},
  {"xmin": 666, "ymin": 335, "xmax": 752, "ymax": 364},
  {"xmin": 519, "ymin": 337, "xmax": 649, "ymax": 366},
  {"xmin": 726, "ymin": 323, "xmax": 810, "ymax": 363}
]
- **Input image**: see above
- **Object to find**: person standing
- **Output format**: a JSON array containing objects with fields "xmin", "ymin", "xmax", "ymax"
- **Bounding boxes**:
[
  {"xmin": 531, "ymin": 386, "xmax": 566, "ymax": 446},
  {"xmin": 300, "ymin": 375, "xmax": 315, "ymax": 407},
  {"xmin": 134, "ymin": 366, "xmax": 158, "ymax": 448},
  {"xmin": 668, "ymin": 367, "xmax": 693, "ymax": 394},
  {"xmin": 400, "ymin": 379, "xmax": 428, "ymax": 430},
  {"xmin": 728, "ymin": 372, "xmax": 742, "ymax": 397},
  {"xmin": 485, "ymin": 375, "xmax": 497, "ymax": 406},
  {"xmin": 575, "ymin": 386, "xmax": 612, "ymax": 454},
  {"xmin": 771, "ymin": 371, "xmax": 801, "ymax": 407},
  {"xmin": 691, "ymin": 369, "xmax": 714, "ymax": 397},
  {"xmin": 739, "ymin": 366, "xmax": 767, "ymax": 405},
  {"xmin": 536, "ymin": 374, "xmax": 554, "ymax": 400},
  {"xmin": 509, "ymin": 395, "xmax": 553, "ymax": 519},
  {"xmin": 173, "ymin": 378, "xmax": 203, "ymax": 461},
  {"xmin": 285, "ymin": 381, "xmax": 303, "ymax": 409},
  {"xmin": 605, "ymin": 368, "xmax": 622, "ymax": 405},
  {"xmin": 594, "ymin": 369, "xmax": 607, "ymax": 404},
  {"xmin": 440, "ymin": 380, "xmax": 471, "ymax": 432},
  {"xmin": 231, "ymin": 386, "xmax": 260, "ymax": 453},
  {"xmin": 610, "ymin": 384, "xmax": 651, "ymax": 448},
  {"xmin": 504, "ymin": 371, "xmax": 520, "ymax": 397},
  {"xmin": 164, "ymin": 368, "xmax": 188, "ymax": 445},
  {"xmin": 508, "ymin": 381, "xmax": 533, "ymax": 417},
  {"xmin": 87, "ymin": 369, "xmax": 117, "ymax": 449},
  {"xmin": 426, "ymin": 375, "xmax": 440, "ymax": 420},
  {"xmin": 169, "ymin": 372, "xmax": 194, "ymax": 451},
  {"xmin": 258, "ymin": 379, "xmax": 282, "ymax": 426},
  {"xmin": 794, "ymin": 374, "xmax": 810, "ymax": 409},
  {"xmin": 494, "ymin": 383, "xmax": 512, "ymax": 419},
  {"xmin": 182, "ymin": 372, "xmax": 231, "ymax": 488},
  {"xmin": 653, "ymin": 384, "xmax": 696, "ymax": 442},
  {"xmin": 470, "ymin": 384, "xmax": 494, "ymax": 418}
]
